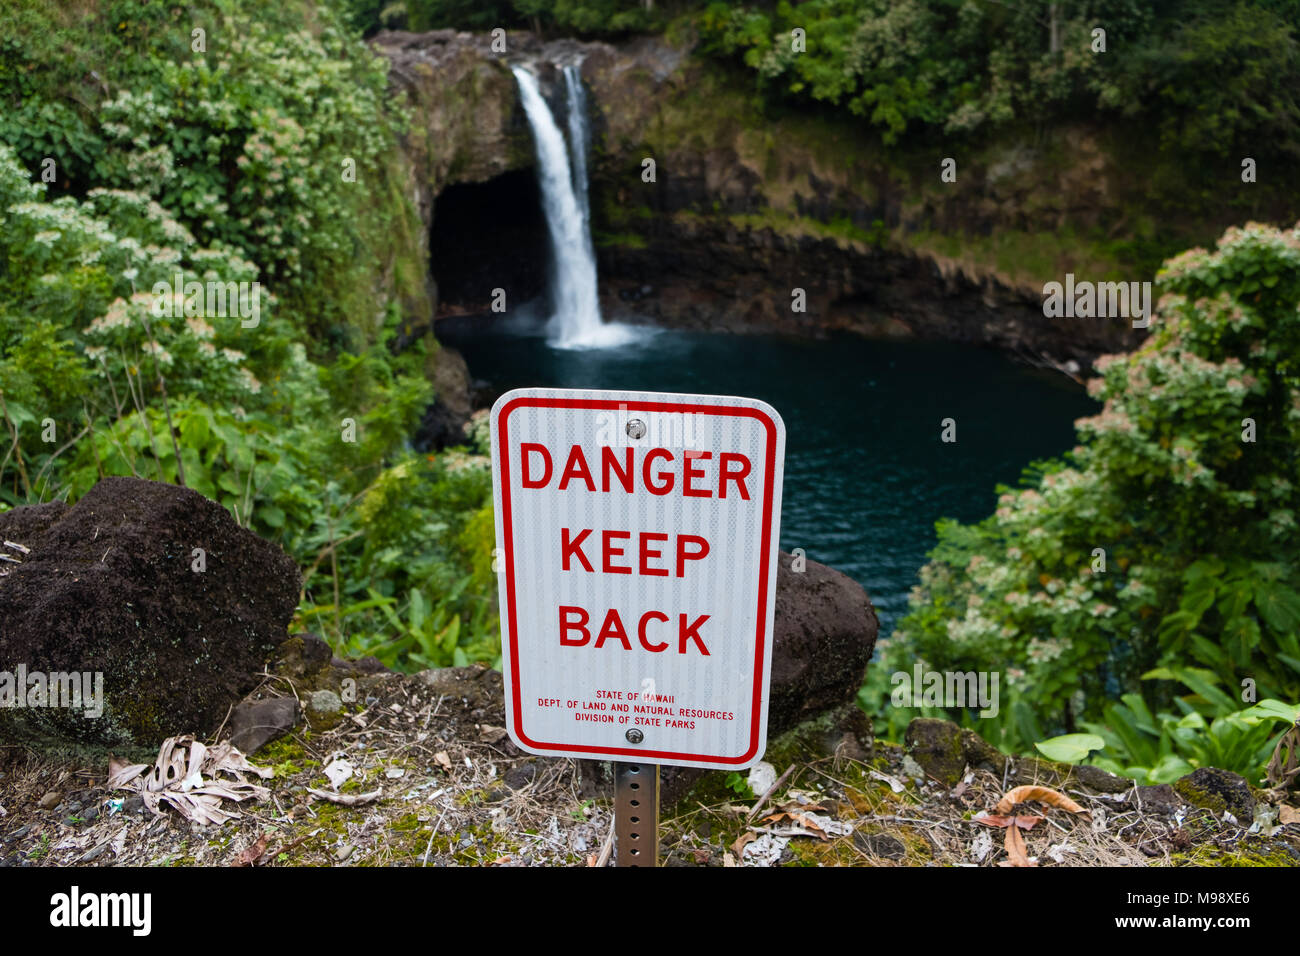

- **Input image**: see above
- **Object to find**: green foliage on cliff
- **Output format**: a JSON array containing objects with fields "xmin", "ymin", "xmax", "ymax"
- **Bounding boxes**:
[
  {"xmin": 355, "ymin": 0, "xmax": 1300, "ymax": 167},
  {"xmin": 697, "ymin": 0, "xmax": 1300, "ymax": 161},
  {"xmin": 347, "ymin": 0, "xmax": 667, "ymax": 35},
  {"xmin": 871, "ymin": 221, "xmax": 1300, "ymax": 781},
  {"xmin": 0, "ymin": 0, "xmax": 497, "ymax": 668}
]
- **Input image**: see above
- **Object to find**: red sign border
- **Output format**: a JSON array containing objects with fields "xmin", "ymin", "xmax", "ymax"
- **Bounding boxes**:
[{"xmin": 496, "ymin": 394, "xmax": 779, "ymax": 765}]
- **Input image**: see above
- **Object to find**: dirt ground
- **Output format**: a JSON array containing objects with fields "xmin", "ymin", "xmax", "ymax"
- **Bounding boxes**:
[{"xmin": 2, "ymin": 666, "xmax": 1298, "ymax": 868}]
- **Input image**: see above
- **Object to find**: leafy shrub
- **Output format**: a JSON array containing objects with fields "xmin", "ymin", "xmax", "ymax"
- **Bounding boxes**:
[
  {"xmin": 696, "ymin": 0, "xmax": 1300, "ymax": 156},
  {"xmin": 870, "ymin": 221, "xmax": 1300, "ymax": 753},
  {"xmin": 1076, "ymin": 668, "xmax": 1299, "ymax": 785},
  {"xmin": 0, "ymin": 0, "xmax": 499, "ymax": 670}
]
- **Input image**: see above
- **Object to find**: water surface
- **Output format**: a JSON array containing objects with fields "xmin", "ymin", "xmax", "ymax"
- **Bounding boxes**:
[{"xmin": 445, "ymin": 322, "xmax": 1097, "ymax": 636}]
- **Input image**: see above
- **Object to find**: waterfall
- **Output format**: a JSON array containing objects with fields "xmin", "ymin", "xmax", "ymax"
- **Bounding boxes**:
[
  {"xmin": 512, "ymin": 63, "xmax": 635, "ymax": 349},
  {"xmin": 562, "ymin": 64, "xmax": 591, "ymax": 226}
]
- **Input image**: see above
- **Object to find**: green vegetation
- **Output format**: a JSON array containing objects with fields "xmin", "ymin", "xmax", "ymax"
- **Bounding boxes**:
[
  {"xmin": 1080, "ymin": 679, "xmax": 1299, "ymax": 784},
  {"xmin": 350, "ymin": 0, "xmax": 1300, "ymax": 173},
  {"xmin": 0, "ymin": 0, "xmax": 497, "ymax": 669},
  {"xmin": 696, "ymin": 0, "xmax": 1300, "ymax": 159},
  {"xmin": 344, "ymin": 0, "xmax": 672, "ymax": 36},
  {"xmin": 4, "ymin": 0, "xmax": 1299, "ymax": 794},
  {"xmin": 868, "ymin": 221, "xmax": 1300, "ymax": 783}
]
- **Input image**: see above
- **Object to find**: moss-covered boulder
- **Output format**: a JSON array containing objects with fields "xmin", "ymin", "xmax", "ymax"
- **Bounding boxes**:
[
  {"xmin": 1174, "ymin": 767, "xmax": 1256, "ymax": 821},
  {"xmin": 0, "ymin": 477, "xmax": 300, "ymax": 757},
  {"xmin": 904, "ymin": 718, "xmax": 970, "ymax": 786}
]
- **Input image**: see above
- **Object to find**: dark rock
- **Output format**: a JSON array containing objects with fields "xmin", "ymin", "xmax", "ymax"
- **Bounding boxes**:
[
  {"xmin": 768, "ymin": 552, "xmax": 878, "ymax": 732},
  {"xmin": 0, "ymin": 477, "xmax": 301, "ymax": 756},
  {"xmin": 905, "ymin": 719, "xmax": 968, "ymax": 786},
  {"xmin": 959, "ymin": 728, "xmax": 1007, "ymax": 774},
  {"xmin": 1133, "ymin": 784, "xmax": 1182, "ymax": 811},
  {"xmin": 1174, "ymin": 767, "xmax": 1255, "ymax": 821},
  {"xmin": 273, "ymin": 635, "xmax": 333, "ymax": 680},
  {"xmin": 413, "ymin": 347, "xmax": 474, "ymax": 451},
  {"xmin": 79, "ymin": 844, "xmax": 108, "ymax": 863},
  {"xmin": 503, "ymin": 762, "xmax": 537, "ymax": 790},
  {"xmin": 902, "ymin": 718, "xmax": 1138, "ymax": 794},
  {"xmin": 227, "ymin": 696, "xmax": 299, "ymax": 754},
  {"xmin": 413, "ymin": 666, "xmax": 503, "ymax": 715},
  {"xmin": 1074, "ymin": 763, "xmax": 1133, "ymax": 794},
  {"xmin": 123, "ymin": 794, "xmax": 144, "ymax": 815},
  {"xmin": 853, "ymin": 831, "xmax": 906, "ymax": 859},
  {"xmin": 332, "ymin": 655, "xmax": 393, "ymax": 676}
]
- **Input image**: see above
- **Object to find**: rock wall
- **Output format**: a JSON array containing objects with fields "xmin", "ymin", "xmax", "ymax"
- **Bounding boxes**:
[{"xmin": 373, "ymin": 30, "xmax": 1293, "ymax": 365}]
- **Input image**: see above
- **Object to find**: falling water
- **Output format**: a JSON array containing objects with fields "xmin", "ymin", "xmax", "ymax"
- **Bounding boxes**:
[
  {"xmin": 562, "ymin": 64, "xmax": 591, "ymax": 226},
  {"xmin": 512, "ymin": 63, "xmax": 636, "ymax": 349}
]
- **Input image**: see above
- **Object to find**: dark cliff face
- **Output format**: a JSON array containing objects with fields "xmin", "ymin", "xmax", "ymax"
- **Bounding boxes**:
[{"xmin": 372, "ymin": 30, "xmax": 1183, "ymax": 364}]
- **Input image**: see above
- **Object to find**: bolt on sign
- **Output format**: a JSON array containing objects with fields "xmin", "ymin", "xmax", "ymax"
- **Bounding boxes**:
[{"xmin": 490, "ymin": 387, "xmax": 786, "ymax": 770}]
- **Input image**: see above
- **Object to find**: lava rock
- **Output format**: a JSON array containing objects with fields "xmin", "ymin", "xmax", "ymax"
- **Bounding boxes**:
[
  {"xmin": 227, "ymin": 696, "xmax": 300, "ymax": 754},
  {"xmin": 412, "ymin": 347, "xmax": 474, "ymax": 452},
  {"xmin": 1132, "ymin": 784, "xmax": 1182, "ymax": 811},
  {"xmin": 503, "ymin": 762, "xmax": 538, "ymax": 790},
  {"xmin": 1175, "ymin": 767, "xmax": 1256, "ymax": 821},
  {"xmin": 853, "ymin": 831, "xmax": 906, "ymax": 859},
  {"xmin": 904, "ymin": 719, "xmax": 970, "ymax": 787},
  {"xmin": 768, "ymin": 551, "xmax": 878, "ymax": 732},
  {"xmin": 0, "ymin": 477, "xmax": 301, "ymax": 756},
  {"xmin": 273, "ymin": 635, "xmax": 334, "ymax": 681},
  {"xmin": 331, "ymin": 655, "xmax": 392, "ymax": 676},
  {"xmin": 1072, "ymin": 763, "xmax": 1133, "ymax": 793},
  {"xmin": 413, "ymin": 666, "xmax": 503, "ymax": 716}
]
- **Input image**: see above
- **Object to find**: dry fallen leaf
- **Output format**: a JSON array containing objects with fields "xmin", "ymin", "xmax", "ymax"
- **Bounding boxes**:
[
  {"xmin": 1280, "ymin": 805, "xmax": 1300, "ymax": 825},
  {"xmin": 732, "ymin": 831, "xmax": 757, "ymax": 856},
  {"xmin": 107, "ymin": 755, "xmax": 149, "ymax": 790},
  {"xmin": 306, "ymin": 787, "xmax": 382, "ymax": 807},
  {"xmin": 231, "ymin": 834, "xmax": 268, "ymax": 867},
  {"xmin": 974, "ymin": 814, "xmax": 1045, "ymax": 830},
  {"xmin": 995, "ymin": 785, "xmax": 1087, "ymax": 816},
  {"xmin": 479, "ymin": 725, "xmax": 509, "ymax": 744},
  {"xmin": 999, "ymin": 820, "xmax": 1036, "ymax": 867},
  {"xmin": 434, "ymin": 751, "xmax": 452, "ymax": 772},
  {"xmin": 107, "ymin": 736, "xmax": 270, "ymax": 826}
]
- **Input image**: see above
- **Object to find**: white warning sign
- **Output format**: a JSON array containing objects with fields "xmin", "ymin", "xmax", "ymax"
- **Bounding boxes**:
[{"xmin": 490, "ymin": 387, "xmax": 786, "ymax": 770}]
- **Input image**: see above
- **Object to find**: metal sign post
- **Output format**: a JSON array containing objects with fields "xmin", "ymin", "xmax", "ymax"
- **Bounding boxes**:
[{"xmin": 614, "ymin": 760, "xmax": 660, "ymax": 867}]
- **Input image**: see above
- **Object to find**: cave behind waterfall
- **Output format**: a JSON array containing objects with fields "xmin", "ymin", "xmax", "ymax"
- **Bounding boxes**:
[{"xmin": 430, "ymin": 169, "xmax": 548, "ymax": 315}]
